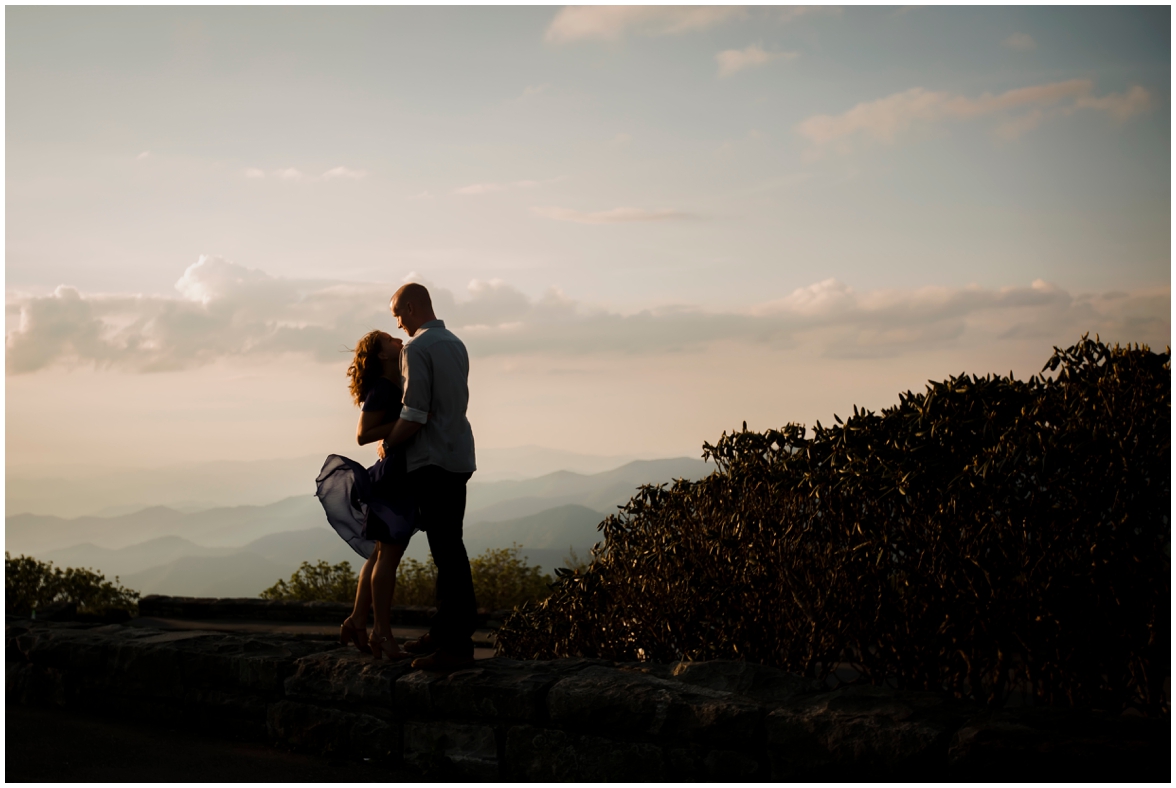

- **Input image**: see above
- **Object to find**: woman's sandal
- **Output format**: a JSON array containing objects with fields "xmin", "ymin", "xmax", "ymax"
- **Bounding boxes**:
[
  {"xmin": 339, "ymin": 619, "xmax": 369, "ymax": 653},
  {"xmin": 369, "ymin": 634, "xmax": 406, "ymax": 660}
]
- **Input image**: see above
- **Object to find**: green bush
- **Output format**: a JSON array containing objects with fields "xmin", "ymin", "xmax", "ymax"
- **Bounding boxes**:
[
  {"xmin": 391, "ymin": 555, "xmax": 437, "ymax": 606},
  {"xmin": 470, "ymin": 545, "xmax": 553, "ymax": 610},
  {"xmin": 260, "ymin": 560, "xmax": 358, "ymax": 603},
  {"xmin": 395, "ymin": 545, "xmax": 553, "ymax": 610},
  {"xmin": 4, "ymin": 552, "xmax": 140, "ymax": 616},
  {"xmin": 262, "ymin": 546, "xmax": 555, "ymax": 611},
  {"xmin": 497, "ymin": 337, "xmax": 1170, "ymax": 715}
]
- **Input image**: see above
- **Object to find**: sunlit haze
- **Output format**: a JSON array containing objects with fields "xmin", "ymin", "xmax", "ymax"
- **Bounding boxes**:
[{"xmin": 6, "ymin": 7, "xmax": 1170, "ymax": 513}]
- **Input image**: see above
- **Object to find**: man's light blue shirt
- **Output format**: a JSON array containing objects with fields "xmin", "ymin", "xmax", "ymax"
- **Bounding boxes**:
[{"xmin": 398, "ymin": 319, "xmax": 477, "ymax": 474}]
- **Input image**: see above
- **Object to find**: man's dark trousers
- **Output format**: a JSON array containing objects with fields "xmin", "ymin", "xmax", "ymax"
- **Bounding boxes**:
[{"xmin": 412, "ymin": 464, "xmax": 476, "ymax": 657}]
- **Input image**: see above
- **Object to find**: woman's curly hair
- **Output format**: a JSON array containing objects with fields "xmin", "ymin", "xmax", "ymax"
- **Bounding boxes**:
[{"xmin": 346, "ymin": 330, "xmax": 386, "ymax": 407}]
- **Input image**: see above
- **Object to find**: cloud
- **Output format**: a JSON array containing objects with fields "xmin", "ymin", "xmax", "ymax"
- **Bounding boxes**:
[
  {"xmin": 797, "ymin": 80, "xmax": 1152, "ymax": 147},
  {"xmin": 993, "ymin": 110, "xmax": 1045, "ymax": 141},
  {"xmin": 242, "ymin": 166, "xmax": 368, "ymax": 181},
  {"xmin": 545, "ymin": 5, "xmax": 746, "ymax": 43},
  {"xmin": 136, "ymin": 151, "xmax": 151, "ymax": 160},
  {"xmin": 716, "ymin": 44, "xmax": 798, "ymax": 77},
  {"xmin": 521, "ymin": 83, "xmax": 549, "ymax": 98},
  {"xmin": 531, "ymin": 206, "xmax": 693, "ymax": 224},
  {"xmin": 1074, "ymin": 85, "xmax": 1151, "ymax": 121},
  {"xmin": 6, "ymin": 256, "xmax": 378, "ymax": 374},
  {"xmin": 8, "ymin": 259, "xmax": 1167, "ymax": 374},
  {"xmin": 322, "ymin": 166, "xmax": 368, "ymax": 180},
  {"xmin": 173, "ymin": 255, "xmax": 274, "ymax": 304},
  {"xmin": 454, "ymin": 180, "xmax": 540, "ymax": 196},
  {"xmin": 1002, "ymin": 32, "xmax": 1036, "ymax": 51}
]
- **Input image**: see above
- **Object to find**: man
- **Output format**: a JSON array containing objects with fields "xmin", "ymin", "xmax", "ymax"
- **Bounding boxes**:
[{"xmin": 382, "ymin": 282, "xmax": 478, "ymax": 669}]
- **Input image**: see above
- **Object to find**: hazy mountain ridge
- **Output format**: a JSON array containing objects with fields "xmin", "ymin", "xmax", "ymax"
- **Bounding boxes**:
[
  {"xmin": 7, "ymin": 457, "xmax": 714, "ymax": 597},
  {"xmin": 7, "ymin": 455, "xmax": 327, "ymax": 519},
  {"xmin": 7, "ymin": 497, "xmax": 325, "ymax": 556},
  {"xmin": 466, "ymin": 457, "xmax": 711, "ymax": 513},
  {"xmin": 465, "ymin": 504, "xmax": 605, "ymax": 552},
  {"xmin": 122, "ymin": 553, "xmax": 297, "ymax": 599},
  {"xmin": 7, "ymin": 446, "xmax": 693, "ymax": 518},
  {"xmin": 39, "ymin": 536, "xmax": 237, "ymax": 580},
  {"xmin": 88, "ymin": 504, "xmax": 609, "ymax": 597}
]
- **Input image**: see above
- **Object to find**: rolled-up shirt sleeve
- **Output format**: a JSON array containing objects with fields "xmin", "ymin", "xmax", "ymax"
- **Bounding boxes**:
[{"xmin": 399, "ymin": 343, "xmax": 431, "ymax": 424}]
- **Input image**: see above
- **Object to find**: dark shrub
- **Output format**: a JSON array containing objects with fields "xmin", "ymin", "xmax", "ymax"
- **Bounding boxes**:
[
  {"xmin": 393, "ymin": 545, "xmax": 554, "ymax": 609},
  {"xmin": 261, "ymin": 560, "xmax": 358, "ymax": 603},
  {"xmin": 469, "ymin": 545, "xmax": 553, "ymax": 610},
  {"xmin": 496, "ymin": 337, "xmax": 1170, "ymax": 714},
  {"xmin": 391, "ymin": 555, "xmax": 437, "ymax": 606},
  {"xmin": 263, "ymin": 546, "xmax": 554, "ymax": 610},
  {"xmin": 5, "ymin": 552, "xmax": 140, "ymax": 616}
]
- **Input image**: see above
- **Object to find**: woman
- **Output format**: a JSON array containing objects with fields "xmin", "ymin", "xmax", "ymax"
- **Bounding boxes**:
[{"xmin": 315, "ymin": 330, "xmax": 416, "ymax": 659}]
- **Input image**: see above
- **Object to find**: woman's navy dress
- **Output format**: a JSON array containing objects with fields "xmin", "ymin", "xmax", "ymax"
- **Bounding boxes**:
[{"xmin": 316, "ymin": 378, "xmax": 417, "ymax": 559}]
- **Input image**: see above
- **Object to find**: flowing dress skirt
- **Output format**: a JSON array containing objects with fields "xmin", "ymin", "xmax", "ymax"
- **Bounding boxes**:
[{"xmin": 315, "ymin": 453, "xmax": 418, "ymax": 559}]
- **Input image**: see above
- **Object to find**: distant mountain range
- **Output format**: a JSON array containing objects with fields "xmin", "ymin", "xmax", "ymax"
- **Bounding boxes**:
[
  {"xmin": 46, "ymin": 505, "xmax": 607, "ymax": 598},
  {"xmin": 7, "ymin": 457, "xmax": 714, "ymax": 598},
  {"xmin": 6, "ymin": 496, "xmax": 327, "ymax": 555},
  {"xmin": 6, "ymin": 455, "xmax": 327, "ymax": 519},
  {"xmin": 7, "ymin": 445, "xmax": 699, "ymax": 518},
  {"xmin": 465, "ymin": 457, "xmax": 711, "ymax": 521}
]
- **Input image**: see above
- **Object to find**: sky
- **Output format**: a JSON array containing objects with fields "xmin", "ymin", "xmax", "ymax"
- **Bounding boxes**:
[{"xmin": 5, "ymin": 6, "xmax": 1171, "ymax": 478}]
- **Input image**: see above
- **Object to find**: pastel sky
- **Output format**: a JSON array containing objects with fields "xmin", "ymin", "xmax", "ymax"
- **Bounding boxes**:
[{"xmin": 6, "ymin": 6, "xmax": 1171, "ymax": 473}]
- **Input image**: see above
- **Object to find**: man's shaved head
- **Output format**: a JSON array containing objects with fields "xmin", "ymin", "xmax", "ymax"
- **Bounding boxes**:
[
  {"xmin": 392, "ymin": 282, "xmax": 432, "ymax": 311},
  {"xmin": 390, "ymin": 283, "xmax": 437, "ymax": 337}
]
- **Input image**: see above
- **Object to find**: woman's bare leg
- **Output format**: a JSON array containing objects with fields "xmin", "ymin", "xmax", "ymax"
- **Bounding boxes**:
[
  {"xmin": 340, "ymin": 552, "xmax": 376, "ymax": 652},
  {"xmin": 347, "ymin": 552, "xmax": 376, "ymax": 629},
  {"xmin": 371, "ymin": 541, "xmax": 405, "ymax": 655}
]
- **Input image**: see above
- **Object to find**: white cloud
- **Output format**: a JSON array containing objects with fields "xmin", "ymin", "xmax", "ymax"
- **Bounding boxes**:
[
  {"xmin": 173, "ymin": 254, "xmax": 273, "ymax": 304},
  {"xmin": 993, "ymin": 110, "xmax": 1045, "ymax": 141},
  {"xmin": 716, "ymin": 44, "xmax": 798, "ymax": 77},
  {"xmin": 1074, "ymin": 85, "xmax": 1151, "ymax": 121},
  {"xmin": 797, "ymin": 80, "xmax": 1152, "ymax": 147},
  {"xmin": 531, "ymin": 206, "xmax": 693, "ymax": 224},
  {"xmin": 5, "ymin": 259, "xmax": 1168, "ymax": 373},
  {"xmin": 136, "ymin": 151, "xmax": 151, "ymax": 160},
  {"xmin": 245, "ymin": 166, "xmax": 367, "ymax": 181},
  {"xmin": 760, "ymin": 277, "xmax": 855, "ymax": 316},
  {"xmin": 1002, "ymin": 32, "xmax": 1036, "ymax": 51},
  {"xmin": 545, "ymin": 5, "xmax": 746, "ymax": 43},
  {"xmin": 322, "ymin": 166, "xmax": 368, "ymax": 180},
  {"xmin": 610, "ymin": 133, "xmax": 633, "ymax": 147},
  {"xmin": 454, "ymin": 180, "xmax": 541, "ymax": 196},
  {"xmin": 521, "ymin": 83, "xmax": 549, "ymax": 98}
]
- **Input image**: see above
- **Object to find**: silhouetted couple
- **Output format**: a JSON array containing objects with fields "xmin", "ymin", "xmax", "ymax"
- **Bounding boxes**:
[{"xmin": 316, "ymin": 283, "xmax": 478, "ymax": 670}]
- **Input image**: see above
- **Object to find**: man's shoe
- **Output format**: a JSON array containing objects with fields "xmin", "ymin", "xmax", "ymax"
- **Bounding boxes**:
[
  {"xmin": 410, "ymin": 650, "xmax": 476, "ymax": 671},
  {"xmin": 403, "ymin": 633, "xmax": 435, "ymax": 655}
]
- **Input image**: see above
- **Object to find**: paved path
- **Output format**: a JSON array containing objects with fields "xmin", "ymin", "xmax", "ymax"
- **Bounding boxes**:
[{"xmin": 6, "ymin": 704, "xmax": 419, "ymax": 782}]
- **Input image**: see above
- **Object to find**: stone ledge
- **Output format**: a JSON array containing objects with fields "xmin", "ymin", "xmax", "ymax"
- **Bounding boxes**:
[
  {"xmin": 137, "ymin": 595, "xmax": 512, "ymax": 628},
  {"xmin": 6, "ymin": 620, "xmax": 1168, "ymax": 781}
]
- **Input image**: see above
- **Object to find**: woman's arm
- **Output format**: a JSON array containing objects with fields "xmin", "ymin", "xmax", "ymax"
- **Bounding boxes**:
[
  {"xmin": 356, "ymin": 410, "xmax": 399, "ymax": 446},
  {"xmin": 376, "ymin": 417, "xmax": 425, "ymax": 459}
]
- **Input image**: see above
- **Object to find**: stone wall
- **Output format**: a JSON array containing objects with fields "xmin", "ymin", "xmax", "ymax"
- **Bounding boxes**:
[
  {"xmin": 6, "ymin": 619, "xmax": 1167, "ymax": 781},
  {"xmin": 137, "ymin": 595, "xmax": 511, "ymax": 627}
]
